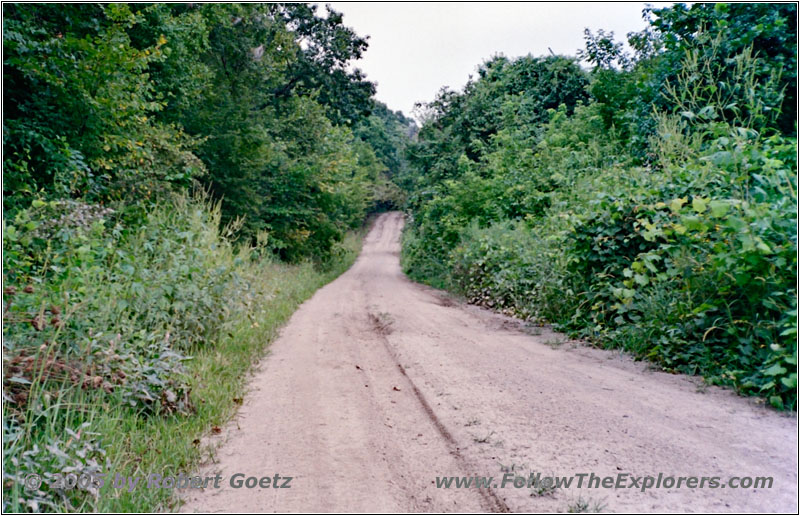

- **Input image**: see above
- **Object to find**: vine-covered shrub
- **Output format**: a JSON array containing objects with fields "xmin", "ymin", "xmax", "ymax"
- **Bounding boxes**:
[
  {"xmin": 402, "ymin": 3, "xmax": 797, "ymax": 410},
  {"xmin": 449, "ymin": 220, "xmax": 575, "ymax": 324},
  {"xmin": 563, "ymin": 129, "xmax": 797, "ymax": 407},
  {"xmin": 407, "ymin": 119, "xmax": 797, "ymax": 409}
]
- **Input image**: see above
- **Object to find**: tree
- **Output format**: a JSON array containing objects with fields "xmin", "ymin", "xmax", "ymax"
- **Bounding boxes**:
[
  {"xmin": 268, "ymin": 3, "xmax": 376, "ymax": 126},
  {"xmin": 3, "ymin": 3, "xmax": 203, "ymax": 211},
  {"xmin": 648, "ymin": 2, "xmax": 796, "ymax": 135}
]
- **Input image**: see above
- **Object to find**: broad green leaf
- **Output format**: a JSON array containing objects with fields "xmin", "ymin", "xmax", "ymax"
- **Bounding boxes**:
[
  {"xmin": 681, "ymin": 215, "xmax": 706, "ymax": 232},
  {"xmin": 764, "ymin": 363, "xmax": 787, "ymax": 376},
  {"xmin": 754, "ymin": 237, "xmax": 772, "ymax": 254},
  {"xmin": 669, "ymin": 197, "xmax": 687, "ymax": 214},
  {"xmin": 708, "ymin": 200, "xmax": 730, "ymax": 217},
  {"xmin": 780, "ymin": 374, "xmax": 797, "ymax": 389},
  {"xmin": 692, "ymin": 197, "xmax": 708, "ymax": 213}
]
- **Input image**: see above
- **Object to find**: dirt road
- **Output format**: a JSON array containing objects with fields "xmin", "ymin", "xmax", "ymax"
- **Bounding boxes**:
[{"xmin": 181, "ymin": 212, "xmax": 797, "ymax": 513}]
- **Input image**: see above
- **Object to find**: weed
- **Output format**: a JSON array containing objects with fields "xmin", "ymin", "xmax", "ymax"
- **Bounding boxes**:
[
  {"xmin": 544, "ymin": 337, "xmax": 567, "ymax": 349},
  {"xmin": 530, "ymin": 473, "xmax": 559, "ymax": 498},
  {"xmin": 565, "ymin": 495, "xmax": 607, "ymax": 513},
  {"xmin": 473, "ymin": 430, "xmax": 495, "ymax": 444},
  {"xmin": 369, "ymin": 311, "xmax": 395, "ymax": 335}
]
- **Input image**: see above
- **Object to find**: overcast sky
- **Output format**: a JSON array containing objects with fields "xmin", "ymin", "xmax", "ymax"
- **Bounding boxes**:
[{"xmin": 329, "ymin": 2, "xmax": 674, "ymax": 119}]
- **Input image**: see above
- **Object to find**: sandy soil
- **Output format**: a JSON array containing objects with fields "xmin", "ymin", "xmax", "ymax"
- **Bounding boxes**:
[{"xmin": 181, "ymin": 212, "xmax": 797, "ymax": 513}]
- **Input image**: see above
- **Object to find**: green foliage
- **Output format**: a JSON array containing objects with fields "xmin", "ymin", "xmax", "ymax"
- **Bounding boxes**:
[
  {"xmin": 448, "ymin": 220, "xmax": 575, "ymax": 323},
  {"xmin": 3, "ymin": 3, "xmax": 407, "ymax": 511},
  {"xmin": 4, "ymin": 3, "xmax": 411, "ymax": 260},
  {"xmin": 649, "ymin": 2, "xmax": 797, "ymax": 134},
  {"xmin": 402, "ymin": 3, "xmax": 797, "ymax": 409},
  {"xmin": 270, "ymin": 3, "xmax": 376, "ymax": 127},
  {"xmin": 354, "ymin": 101, "xmax": 416, "ymax": 187},
  {"xmin": 563, "ymin": 127, "xmax": 797, "ymax": 397},
  {"xmin": 4, "ymin": 422, "xmax": 108, "ymax": 512},
  {"xmin": 3, "ymin": 4, "xmax": 204, "ymax": 209},
  {"xmin": 4, "ymin": 195, "xmax": 241, "ymax": 420},
  {"xmin": 577, "ymin": 28, "xmax": 630, "ymax": 69},
  {"xmin": 583, "ymin": 2, "xmax": 797, "ymax": 158},
  {"xmin": 406, "ymin": 55, "xmax": 589, "ymax": 191},
  {"xmin": 3, "ymin": 193, "xmax": 364, "ymax": 511}
]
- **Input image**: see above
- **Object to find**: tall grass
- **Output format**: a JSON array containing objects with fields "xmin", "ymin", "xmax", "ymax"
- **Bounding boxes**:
[{"xmin": 3, "ymin": 193, "xmax": 363, "ymax": 512}]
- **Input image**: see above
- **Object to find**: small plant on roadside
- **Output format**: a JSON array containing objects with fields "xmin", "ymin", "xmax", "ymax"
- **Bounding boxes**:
[{"xmin": 565, "ymin": 495, "xmax": 607, "ymax": 513}]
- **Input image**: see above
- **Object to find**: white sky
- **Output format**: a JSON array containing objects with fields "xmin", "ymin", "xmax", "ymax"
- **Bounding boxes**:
[{"xmin": 329, "ymin": 2, "xmax": 674, "ymax": 119}]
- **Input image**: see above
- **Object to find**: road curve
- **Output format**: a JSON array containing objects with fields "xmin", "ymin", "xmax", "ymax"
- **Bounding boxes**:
[{"xmin": 181, "ymin": 211, "xmax": 797, "ymax": 513}]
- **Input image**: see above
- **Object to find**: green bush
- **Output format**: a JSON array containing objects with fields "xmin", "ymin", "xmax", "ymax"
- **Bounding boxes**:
[
  {"xmin": 2, "ymin": 193, "xmax": 362, "ymax": 511},
  {"xmin": 402, "ymin": 5, "xmax": 797, "ymax": 410},
  {"xmin": 3, "ymin": 3, "xmax": 403, "ymax": 511},
  {"xmin": 448, "ymin": 220, "xmax": 574, "ymax": 323}
]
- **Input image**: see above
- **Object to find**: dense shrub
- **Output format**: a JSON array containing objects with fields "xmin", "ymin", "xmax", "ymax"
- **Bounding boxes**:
[
  {"xmin": 401, "ymin": 3, "xmax": 797, "ymax": 409},
  {"xmin": 3, "ymin": 3, "xmax": 405, "ymax": 511},
  {"xmin": 448, "ymin": 220, "xmax": 575, "ymax": 323},
  {"xmin": 3, "ymin": 3, "xmax": 413, "ymax": 260},
  {"xmin": 407, "ymin": 122, "xmax": 797, "ymax": 409},
  {"xmin": 2, "ymin": 193, "xmax": 365, "ymax": 511}
]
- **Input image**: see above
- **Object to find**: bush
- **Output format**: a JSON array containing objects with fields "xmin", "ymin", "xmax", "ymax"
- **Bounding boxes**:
[
  {"xmin": 401, "ymin": 12, "xmax": 797, "ymax": 409},
  {"xmin": 405, "ymin": 121, "xmax": 797, "ymax": 409},
  {"xmin": 3, "ymin": 192, "xmax": 362, "ymax": 511},
  {"xmin": 449, "ymin": 220, "xmax": 575, "ymax": 323}
]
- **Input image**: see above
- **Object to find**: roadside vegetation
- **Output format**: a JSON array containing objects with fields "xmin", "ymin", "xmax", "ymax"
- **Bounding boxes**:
[
  {"xmin": 401, "ymin": 3, "xmax": 797, "ymax": 410},
  {"xmin": 2, "ymin": 4, "xmax": 411, "ymax": 511}
]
